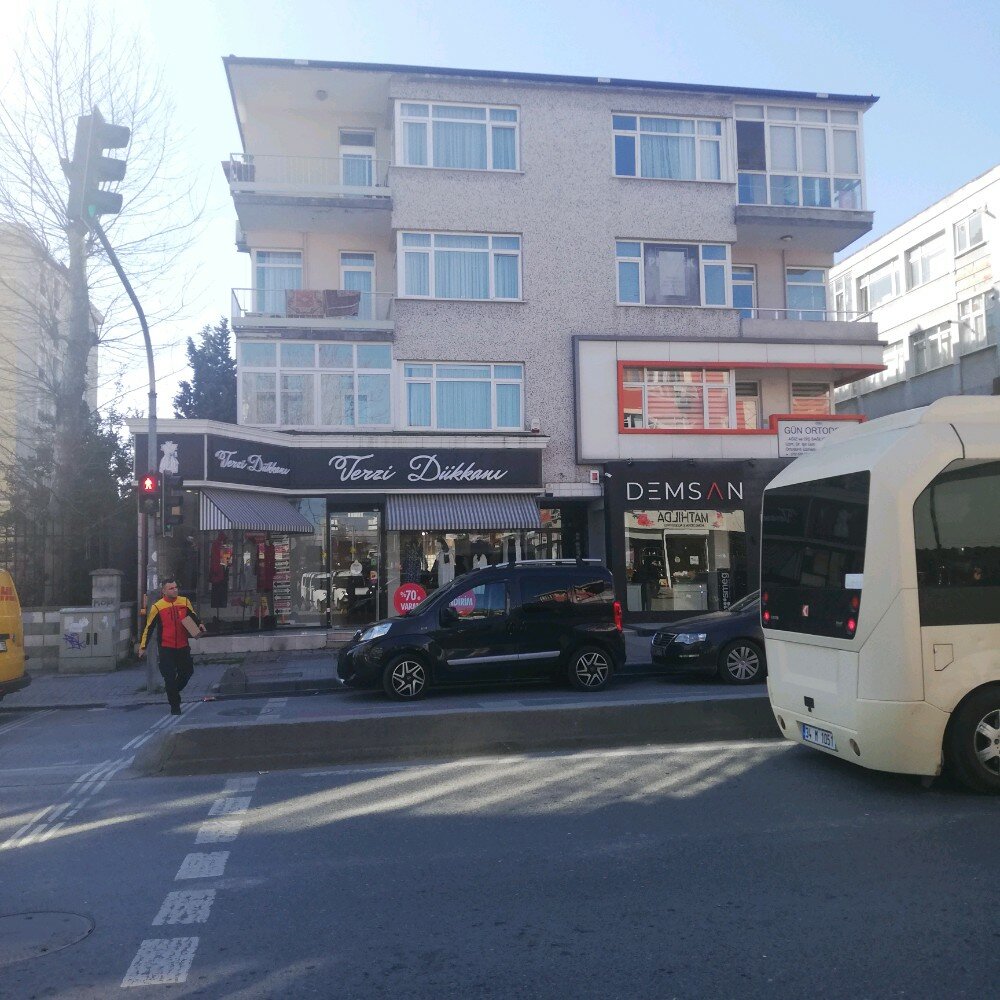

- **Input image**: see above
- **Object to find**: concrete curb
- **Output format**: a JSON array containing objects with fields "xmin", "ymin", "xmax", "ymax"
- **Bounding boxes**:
[{"xmin": 134, "ymin": 695, "xmax": 778, "ymax": 776}]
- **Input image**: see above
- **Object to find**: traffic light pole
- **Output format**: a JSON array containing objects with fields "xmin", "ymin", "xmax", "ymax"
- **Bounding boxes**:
[{"xmin": 90, "ymin": 220, "xmax": 159, "ymax": 692}]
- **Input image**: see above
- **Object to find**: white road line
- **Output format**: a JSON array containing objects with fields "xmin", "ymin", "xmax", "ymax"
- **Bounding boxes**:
[
  {"xmin": 195, "ymin": 819, "xmax": 243, "ymax": 844},
  {"xmin": 208, "ymin": 796, "xmax": 251, "ymax": 818},
  {"xmin": 0, "ymin": 709, "xmax": 57, "ymax": 737},
  {"xmin": 152, "ymin": 890, "xmax": 216, "ymax": 926},
  {"xmin": 175, "ymin": 852, "xmax": 228, "ymax": 880},
  {"xmin": 2, "ymin": 805, "xmax": 56, "ymax": 850},
  {"xmin": 222, "ymin": 776, "xmax": 258, "ymax": 794},
  {"xmin": 121, "ymin": 702, "xmax": 201, "ymax": 752},
  {"xmin": 121, "ymin": 937, "xmax": 199, "ymax": 987}
]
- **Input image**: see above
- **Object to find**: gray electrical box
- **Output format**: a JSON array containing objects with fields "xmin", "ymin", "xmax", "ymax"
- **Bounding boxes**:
[{"xmin": 59, "ymin": 607, "xmax": 119, "ymax": 673}]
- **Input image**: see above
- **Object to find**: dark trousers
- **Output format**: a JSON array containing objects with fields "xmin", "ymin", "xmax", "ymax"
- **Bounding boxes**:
[{"xmin": 158, "ymin": 646, "xmax": 194, "ymax": 710}]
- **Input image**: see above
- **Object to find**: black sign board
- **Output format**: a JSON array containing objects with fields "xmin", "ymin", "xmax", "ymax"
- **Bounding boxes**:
[{"xmin": 135, "ymin": 431, "xmax": 543, "ymax": 492}]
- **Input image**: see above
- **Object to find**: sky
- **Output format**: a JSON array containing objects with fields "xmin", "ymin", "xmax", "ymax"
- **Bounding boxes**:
[{"xmin": 4, "ymin": 0, "xmax": 999, "ymax": 415}]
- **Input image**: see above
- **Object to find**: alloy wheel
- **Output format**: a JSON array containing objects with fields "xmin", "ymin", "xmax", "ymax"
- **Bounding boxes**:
[
  {"xmin": 973, "ymin": 709, "xmax": 1000, "ymax": 778},
  {"xmin": 574, "ymin": 650, "xmax": 609, "ymax": 688},
  {"xmin": 389, "ymin": 659, "xmax": 426, "ymax": 698},
  {"xmin": 725, "ymin": 645, "xmax": 761, "ymax": 682}
]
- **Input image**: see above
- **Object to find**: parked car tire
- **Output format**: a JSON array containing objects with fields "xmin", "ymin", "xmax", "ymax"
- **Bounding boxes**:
[
  {"xmin": 567, "ymin": 645, "xmax": 612, "ymax": 692},
  {"xmin": 945, "ymin": 685, "xmax": 1000, "ymax": 794},
  {"xmin": 717, "ymin": 640, "xmax": 765, "ymax": 685},
  {"xmin": 382, "ymin": 654, "xmax": 429, "ymax": 701}
]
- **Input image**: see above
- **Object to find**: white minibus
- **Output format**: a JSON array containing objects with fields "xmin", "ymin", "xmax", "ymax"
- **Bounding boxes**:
[{"xmin": 761, "ymin": 397, "xmax": 1000, "ymax": 792}]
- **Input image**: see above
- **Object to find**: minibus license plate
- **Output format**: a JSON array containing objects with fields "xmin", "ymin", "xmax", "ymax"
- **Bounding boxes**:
[
  {"xmin": 801, "ymin": 723, "xmax": 836, "ymax": 750},
  {"xmin": 0, "ymin": 639, "xmax": 6, "ymax": 652}
]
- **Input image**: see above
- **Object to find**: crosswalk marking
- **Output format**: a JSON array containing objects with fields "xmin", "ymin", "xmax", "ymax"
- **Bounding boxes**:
[
  {"xmin": 175, "ymin": 851, "xmax": 229, "ymax": 880},
  {"xmin": 152, "ymin": 890, "xmax": 216, "ymax": 926},
  {"xmin": 121, "ymin": 937, "xmax": 199, "ymax": 987}
]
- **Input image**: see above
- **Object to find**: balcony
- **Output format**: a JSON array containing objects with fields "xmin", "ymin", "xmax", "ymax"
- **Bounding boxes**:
[
  {"xmin": 739, "ymin": 308, "xmax": 879, "ymax": 344},
  {"xmin": 734, "ymin": 174, "xmax": 872, "ymax": 252},
  {"xmin": 223, "ymin": 153, "xmax": 391, "ymax": 235},
  {"xmin": 231, "ymin": 288, "xmax": 394, "ymax": 333}
]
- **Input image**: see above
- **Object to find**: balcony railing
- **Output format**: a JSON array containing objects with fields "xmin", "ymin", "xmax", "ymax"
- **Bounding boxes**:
[
  {"xmin": 740, "ymin": 307, "xmax": 870, "ymax": 322},
  {"xmin": 232, "ymin": 288, "xmax": 394, "ymax": 323},
  {"xmin": 737, "ymin": 172, "xmax": 864, "ymax": 210},
  {"xmin": 223, "ymin": 153, "xmax": 391, "ymax": 194}
]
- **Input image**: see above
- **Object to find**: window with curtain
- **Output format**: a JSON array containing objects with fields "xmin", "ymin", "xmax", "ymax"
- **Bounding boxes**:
[
  {"xmin": 616, "ymin": 241, "xmax": 729, "ymax": 307},
  {"xmin": 399, "ymin": 233, "xmax": 521, "ymax": 300},
  {"xmin": 238, "ymin": 340, "xmax": 391, "ymax": 428},
  {"xmin": 613, "ymin": 114, "xmax": 725, "ymax": 181},
  {"xmin": 621, "ymin": 367, "xmax": 736, "ymax": 431},
  {"xmin": 786, "ymin": 268, "xmax": 828, "ymax": 320},
  {"xmin": 254, "ymin": 250, "xmax": 302, "ymax": 316},
  {"xmin": 735, "ymin": 104, "xmax": 863, "ymax": 208},
  {"xmin": 790, "ymin": 382, "xmax": 833, "ymax": 415},
  {"xmin": 398, "ymin": 102, "xmax": 519, "ymax": 171},
  {"xmin": 404, "ymin": 362, "xmax": 523, "ymax": 430}
]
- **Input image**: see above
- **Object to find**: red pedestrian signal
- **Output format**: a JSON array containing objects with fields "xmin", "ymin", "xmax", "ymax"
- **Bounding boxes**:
[{"xmin": 139, "ymin": 472, "xmax": 160, "ymax": 514}]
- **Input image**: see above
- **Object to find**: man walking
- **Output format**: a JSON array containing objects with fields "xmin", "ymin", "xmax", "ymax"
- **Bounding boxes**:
[{"xmin": 139, "ymin": 578, "xmax": 206, "ymax": 714}]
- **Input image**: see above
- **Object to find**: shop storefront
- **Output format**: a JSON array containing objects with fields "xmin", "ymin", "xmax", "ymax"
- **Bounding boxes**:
[
  {"xmin": 603, "ymin": 460, "xmax": 790, "ymax": 622},
  {"xmin": 133, "ymin": 424, "xmax": 567, "ymax": 634}
]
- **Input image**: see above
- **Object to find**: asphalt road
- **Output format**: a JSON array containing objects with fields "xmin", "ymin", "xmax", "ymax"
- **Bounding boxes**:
[{"xmin": 1, "ymin": 704, "xmax": 998, "ymax": 998}]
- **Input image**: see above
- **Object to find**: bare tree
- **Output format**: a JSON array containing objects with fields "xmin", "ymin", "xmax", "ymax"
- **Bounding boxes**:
[{"xmin": 0, "ymin": 1, "xmax": 205, "ymax": 603}]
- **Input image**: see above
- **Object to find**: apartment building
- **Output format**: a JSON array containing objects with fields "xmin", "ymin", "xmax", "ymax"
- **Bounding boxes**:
[
  {"xmin": 834, "ymin": 165, "xmax": 999, "ymax": 419},
  {"xmin": 142, "ymin": 59, "xmax": 883, "ymax": 631}
]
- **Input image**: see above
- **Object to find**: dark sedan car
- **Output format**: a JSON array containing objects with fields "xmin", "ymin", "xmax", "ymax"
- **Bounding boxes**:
[{"xmin": 650, "ymin": 591, "xmax": 765, "ymax": 684}]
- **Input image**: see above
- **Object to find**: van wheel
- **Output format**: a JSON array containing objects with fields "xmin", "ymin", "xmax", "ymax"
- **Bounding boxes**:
[
  {"xmin": 382, "ymin": 655, "xmax": 429, "ymax": 700},
  {"xmin": 718, "ymin": 641, "xmax": 765, "ymax": 684},
  {"xmin": 567, "ymin": 646, "xmax": 611, "ymax": 692},
  {"xmin": 945, "ymin": 686, "xmax": 1000, "ymax": 794}
]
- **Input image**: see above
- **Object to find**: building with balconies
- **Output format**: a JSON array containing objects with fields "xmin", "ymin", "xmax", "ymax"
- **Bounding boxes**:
[
  {"xmin": 833, "ymin": 164, "xmax": 999, "ymax": 420},
  {"xmin": 143, "ymin": 59, "xmax": 883, "ymax": 633}
]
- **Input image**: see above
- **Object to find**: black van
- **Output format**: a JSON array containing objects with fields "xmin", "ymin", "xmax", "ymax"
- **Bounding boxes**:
[{"xmin": 337, "ymin": 560, "xmax": 626, "ymax": 699}]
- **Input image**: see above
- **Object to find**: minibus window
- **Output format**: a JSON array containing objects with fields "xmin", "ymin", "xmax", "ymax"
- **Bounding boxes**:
[
  {"xmin": 913, "ymin": 460, "xmax": 1000, "ymax": 627},
  {"xmin": 761, "ymin": 472, "xmax": 869, "ymax": 637}
]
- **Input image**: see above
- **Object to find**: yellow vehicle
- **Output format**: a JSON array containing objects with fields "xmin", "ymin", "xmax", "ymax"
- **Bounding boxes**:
[{"xmin": 0, "ymin": 569, "xmax": 30, "ymax": 702}]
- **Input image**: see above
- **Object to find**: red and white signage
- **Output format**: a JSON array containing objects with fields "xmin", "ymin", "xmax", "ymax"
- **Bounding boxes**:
[
  {"xmin": 393, "ymin": 583, "xmax": 427, "ymax": 615},
  {"xmin": 449, "ymin": 590, "xmax": 477, "ymax": 616}
]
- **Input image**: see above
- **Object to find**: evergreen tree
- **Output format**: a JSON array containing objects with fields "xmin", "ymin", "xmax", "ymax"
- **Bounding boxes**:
[{"xmin": 173, "ymin": 318, "xmax": 237, "ymax": 422}]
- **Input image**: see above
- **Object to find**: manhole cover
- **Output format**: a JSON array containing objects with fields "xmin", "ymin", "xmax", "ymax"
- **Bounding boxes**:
[
  {"xmin": 219, "ymin": 707, "xmax": 261, "ymax": 717},
  {"xmin": 0, "ymin": 912, "xmax": 94, "ymax": 966}
]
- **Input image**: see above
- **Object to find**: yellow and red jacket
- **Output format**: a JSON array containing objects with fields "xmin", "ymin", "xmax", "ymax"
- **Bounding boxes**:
[{"xmin": 139, "ymin": 596, "xmax": 202, "ymax": 650}]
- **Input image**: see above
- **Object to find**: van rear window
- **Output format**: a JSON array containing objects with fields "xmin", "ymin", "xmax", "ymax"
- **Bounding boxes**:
[{"xmin": 761, "ymin": 472, "xmax": 869, "ymax": 638}]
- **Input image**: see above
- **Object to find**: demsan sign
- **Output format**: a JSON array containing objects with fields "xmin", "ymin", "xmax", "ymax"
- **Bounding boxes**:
[{"xmin": 625, "ymin": 479, "xmax": 744, "ymax": 503}]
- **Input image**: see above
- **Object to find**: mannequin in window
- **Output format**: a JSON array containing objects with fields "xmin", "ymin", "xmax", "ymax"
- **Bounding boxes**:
[
  {"xmin": 434, "ymin": 536, "xmax": 454, "ymax": 587},
  {"xmin": 209, "ymin": 531, "xmax": 232, "ymax": 615}
]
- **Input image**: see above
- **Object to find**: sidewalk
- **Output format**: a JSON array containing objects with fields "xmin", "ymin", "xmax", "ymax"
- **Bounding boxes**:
[{"xmin": 3, "ymin": 633, "xmax": 654, "ymax": 710}]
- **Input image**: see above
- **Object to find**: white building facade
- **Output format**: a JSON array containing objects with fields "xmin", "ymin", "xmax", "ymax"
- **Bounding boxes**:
[
  {"xmin": 143, "ymin": 60, "xmax": 884, "ymax": 630},
  {"xmin": 834, "ymin": 165, "xmax": 999, "ymax": 419}
]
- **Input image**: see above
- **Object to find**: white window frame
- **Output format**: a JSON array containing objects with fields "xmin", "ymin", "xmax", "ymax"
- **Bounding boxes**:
[
  {"xmin": 732, "ymin": 264, "xmax": 757, "ymax": 318},
  {"xmin": 785, "ymin": 266, "xmax": 829, "ymax": 320},
  {"xmin": 734, "ymin": 103, "xmax": 865, "ymax": 210},
  {"xmin": 236, "ymin": 339, "xmax": 392, "ymax": 429},
  {"xmin": 401, "ymin": 362, "xmax": 524, "ymax": 431},
  {"xmin": 735, "ymin": 380, "xmax": 762, "ymax": 429},
  {"xmin": 615, "ymin": 240, "xmax": 731, "ymax": 308},
  {"xmin": 832, "ymin": 273, "xmax": 853, "ymax": 319},
  {"xmin": 856, "ymin": 259, "xmax": 899, "ymax": 314},
  {"xmin": 338, "ymin": 128, "xmax": 376, "ymax": 186},
  {"xmin": 958, "ymin": 294, "xmax": 987, "ymax": 351},
  {"xmin": 611, "ymin": 113, "xmax": 729, "ymax": 182},
  {"xmin": 954, "ymin": 210, "xmax": 986, "ymax": 256},
  {"xmin": 252, "ymin": 249, "xmax": 303, "ymax": 317},
  {"xmin": 905, "ymin": 231, "xmax": 948, "ymax": 290},
  {"xmin": 909, "ymin": 323, "xmax": 956, "ymax": 376},
  {"xmin": 620, "ymin": 366, "xmax": 738, "ymax": 430},
  {"xmin": 396, "ymin": 100, "xmax": 520, "ymax": 171},
  {"xmin": 397, "ymin": 231, "xmax": 522, "ymax": 301}
]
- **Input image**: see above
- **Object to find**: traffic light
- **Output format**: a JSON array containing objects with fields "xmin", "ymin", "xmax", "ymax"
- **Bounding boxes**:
[
  {"xmin": 64, "ymin": 107, "xmax": 131, "ymax": 224},
  {"xmin": 161, "ymin": 473, "xmax": 184, "ymax": 528},
  {"xmin": 139, "ymin": 472, "xmax": 160, "ymax": 515}
]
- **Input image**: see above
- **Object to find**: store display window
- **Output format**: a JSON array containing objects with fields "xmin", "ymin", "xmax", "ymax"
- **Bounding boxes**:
[{"xmin": 624, "ymin": 509, "xmax": 747, "ymax": 613}]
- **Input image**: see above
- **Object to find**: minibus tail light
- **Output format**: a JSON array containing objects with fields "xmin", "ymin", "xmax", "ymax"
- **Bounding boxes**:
[
  {"xmin": 762, "ymin": 609, "xmax": 771, "ymax": 624},
  {"xmin": 613, "ymin": 600, "xmax": 623, "ymax": 632},
  {"xmin": 846, "ymin": 617, "xmax": 857, "ymax": 635},
  {"xmin": 850, "ymin": 595, "xmax": 860, "ymax": 611}
]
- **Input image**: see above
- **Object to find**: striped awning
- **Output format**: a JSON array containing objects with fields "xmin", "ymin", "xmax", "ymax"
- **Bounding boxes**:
[
  {"xmin": 200, "ymin": 490, "xmax": 315, "ymax": 534},
  {"xmin": 385, "ymin": 493, "xmax": 541, "ymax": 532}
]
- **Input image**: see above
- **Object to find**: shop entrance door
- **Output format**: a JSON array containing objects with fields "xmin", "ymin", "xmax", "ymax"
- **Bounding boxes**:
[
  {"xmin": 329, "ymin": 510, "xmax": 382, "ymax": 628},
  {"xmin": 663, "ymin": 533, "xmax": 711, "ymax": 612}
]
